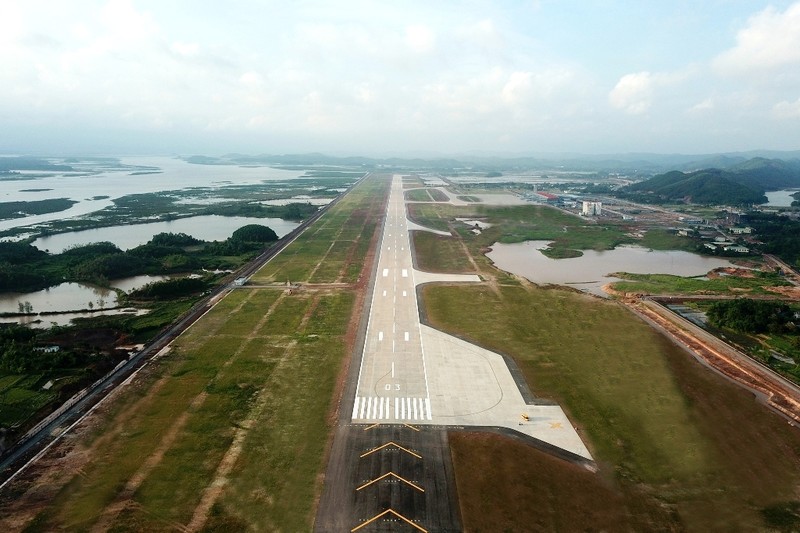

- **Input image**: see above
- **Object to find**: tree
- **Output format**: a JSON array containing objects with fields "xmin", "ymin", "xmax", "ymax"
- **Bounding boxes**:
[
  {"xmin": 231, "ymin": 224, "xmax": 278, "ymax": 243},
  {"xmin": 23, "ymin": 301, "xmax": 33, "ymax": 314}
]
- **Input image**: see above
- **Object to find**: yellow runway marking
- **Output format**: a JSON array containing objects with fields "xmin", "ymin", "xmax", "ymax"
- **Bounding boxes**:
[
  {"xmin": 359, "ymin": 441, "xmax": 422, "ymax": 459},
  {"xmin": 362, "ymin": 422, "xmax": 381, "ymax": 431},
  {"xmin": 403, "ymin": 423, "xmax": 420, "ymax": 432},
  {"xmin": 351, "ymin": 508, "xmax": 428, "ymax": 532},
  {"xmin": 550, "ymin": 422, "xmax": 563, "ymax": 429},
  {"xmin": 356, "ymin": 471, "xmax": 424, "ymax": 492}
]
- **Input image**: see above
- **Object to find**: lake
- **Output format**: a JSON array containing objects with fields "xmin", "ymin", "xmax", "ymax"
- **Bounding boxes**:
[
  {"xmin": 34, "ymin": 215, "xmax": 299, "ymax": 253},
  {"xmin": 0, "ymin": 282, "xmax": 118, "ymax": 315},
  {"xmin": 0, "ymin": 275, "xmax": 170, "ymax": 327},
  {"xmin": 0, "ymin": 156, "xmax": 306, "ymax": 232},
  {"xmin": 486, "ymin": 240, "xmax": 737, "ymax": 296},
  {"xmin": 762, "ymin": 189, "xmax": 799, "ymax": 207}
]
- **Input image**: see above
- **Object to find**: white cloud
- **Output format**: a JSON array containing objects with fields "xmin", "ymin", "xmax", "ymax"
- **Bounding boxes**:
[
  {"xmin": 501, "ymin": 71, "xmax": 533, "ymax": 104},
  {"xmin": 170, "ymin": 41, "xmax": 199, "ymax": 57},
  {"xmin": 405, "ymin": 24, "xmax": 436, "ymax": 53},
  {"xmin": 688, "ymin": 98, "xmax": 714, "ymax": 113},
  {"xmin": 714, "ymin": 2, "xmax": 800, "ymax": 74},
  {"xmin": 609, "ymin": 72, "xmax": 653, "ymax": 114},
  {"xmin": 1, "ymin": 1, "xmax": 798, "ymax": 154},
  {"xmin": 773, "ymin": 97, "xmax": 800, "ymax": 118}
]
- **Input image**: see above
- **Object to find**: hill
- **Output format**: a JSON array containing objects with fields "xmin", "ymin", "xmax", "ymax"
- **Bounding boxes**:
[
  {"xmin": 622, "ymin": 168, "xmax": 766, "ymax": 205},
  {"xmin": 621, "ymin": 157, "xmax": 800, "ymax": 205},
  {"xmin": 728, "ymin": 157, "xmax": 800, "ymax": 190}
]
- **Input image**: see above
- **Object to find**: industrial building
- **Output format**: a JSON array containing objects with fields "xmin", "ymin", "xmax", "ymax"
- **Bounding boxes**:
[{"xmin": 581, "ymin": 201, "xmax": 602, "ymax": 216}]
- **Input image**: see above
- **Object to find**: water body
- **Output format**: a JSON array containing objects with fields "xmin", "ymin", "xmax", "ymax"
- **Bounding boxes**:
[
  {"xmin": 34, "ymin": 215, "xmax": 299, "ymax": 253},
  {"xmin": 0, "ymin": 274, "xmax": 175, "ymax": 326},
  {"xmin": 486, "ymin": 240, "xmax": 736, "ymax": 296},
  {"xmin": 0, "ymin": 282, "xmax": 118, "ymax": 315},
  {"xmin": 0, "ymin": 157, "xmax": 305, "ymax": 232},
  {"xmin": 762, "ymin": 189, "xmax": 799, "ymax": 207}
]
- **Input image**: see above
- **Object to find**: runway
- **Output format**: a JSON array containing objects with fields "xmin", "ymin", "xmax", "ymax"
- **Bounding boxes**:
[
  {"xmin": 316, "ymin": 174, "xmax": 591, "ymax": 532},
  {"xmin": 351, "ymin": 175, "xmax": 591, "ymax": 460}
]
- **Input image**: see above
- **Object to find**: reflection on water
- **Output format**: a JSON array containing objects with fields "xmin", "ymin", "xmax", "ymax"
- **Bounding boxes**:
[
  {"xmin": 1, "ymin": 308, "xmax": 148, "ymax": 329},
  {"xmin": 0, "ymin": 275, "xmax": 165, "ymax": 328},
  {"xmin": 34, "ymin": 215, "xmax": 299, "ymax": 253},
  {"xmin": 486, "ymin": 240, "xmax": 737, "ymax": 296},
  {"xmin": 109, "ymin": 275, "xmax": 169, "ymax": 293},
  {"xmin": 0, "ymin": 282, "xmax": 118, "ymax": 314}
]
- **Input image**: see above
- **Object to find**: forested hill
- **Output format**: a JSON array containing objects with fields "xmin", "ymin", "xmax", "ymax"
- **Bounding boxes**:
[{"xmin": 619, "ymin": 157, "xmax": 800, "ymax": 206}]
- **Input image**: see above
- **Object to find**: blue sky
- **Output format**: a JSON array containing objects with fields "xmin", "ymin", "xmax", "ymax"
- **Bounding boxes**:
[{"xmin": 1, "ymin": 0, "xmax": 799, "ymax": 155}]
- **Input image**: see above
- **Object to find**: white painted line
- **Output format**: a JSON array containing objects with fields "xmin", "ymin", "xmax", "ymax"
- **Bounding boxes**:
[
  {"xmin": 413, "ymin": 398, "xmax": 418, "ymax": 420},
  {"xmin": 392, "ymin": 340, "xmax": 395, "ymax": 352},
  {"xmin": 401, "ymin": 247, "xmax": 404, "ymax": 251},
  {"xmin": 387, "ymin": 246, "xmax": 391, "ymax": 250},
  {"xmin": 402, "ymin": 269, "xmax": 408, "ymax": 278},
  {"xmin": 378, "ymin": 397, "xmax": 384, "ymax": 419},
  {"xmin": 406, "ymin": 398, "xmax": 412, "ymax": 420},
  {"xmin": 360, "ymin": 397, "xmax": 367, "ymax": 419},
  {"xmin": 401, "ymin": 398, "xmax": 406, "ymax": 419},
  {"xmin": 395, "ymin": 399, "xmax": 400, "ymax": 419},
  {"xmin": 352, "ymin": 397, "xmax": 360, "ymax": 420},
  {"xmin": 402, "ymin": 290, "xmax": 407, "ymax": 297},
  {"xmin": 404, "ymin": 331, "xmax": 410, "ymax": 341},
  {"xmin": 382, "ymin": 290, "xmax": 386, "ymax": 296},
  {"xmin": 366, "ymin": 397, "xmax": 373, "ymax": 419},
  {"xmin": 425, "ymin": 398, "xmax": 432, "ymax": 420},
  {"xmin": 382, "ymin": 268, "xmax": 389, "ymax": 277},
  {"xmin": 418, "ymin": 399, "xmax": 425, "ymax": 420},
  {"xmin": 391, "ymin": 362, "xmax": 395, "ymax": 378},
  {"xmin": 378, "ymin": 331, "xmax": 384, "ymax": 341}
]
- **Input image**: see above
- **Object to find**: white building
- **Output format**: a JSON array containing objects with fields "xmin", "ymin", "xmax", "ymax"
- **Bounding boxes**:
[{"xmin": 581, "ymin": 201, "xmax": 602, "ymax": 216}]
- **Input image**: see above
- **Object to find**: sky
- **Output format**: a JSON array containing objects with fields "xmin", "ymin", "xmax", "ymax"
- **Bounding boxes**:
[{"xmin": 1, "ymin": 0, "xmax": 800, "ymax": 156}]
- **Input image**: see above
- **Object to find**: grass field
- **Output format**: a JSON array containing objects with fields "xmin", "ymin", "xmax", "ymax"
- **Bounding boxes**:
[
  {"xmin": 411, "ymin": 232, "xmax": 473, "ymax": 273},
  {"xmin": 405, "ymin": 188, "xmax": 434, "ymax": 202},
  {"xmin": 9, "ymin": 175, "xmax": 390, "ymax": 532},
  {"xmin": 612, "ymin": 270, "xmax": 791, "ymax": 295},
  {"xmin": 404, "ymin": 200, "xmax": 800, "ymax": 531},
  {"xmin": 427, "ymin": 188, "xmax": 449, "ymax": 201},
  {"xmin": 252, "ymin": 176, "xmax": 387, "ymax": 284}
]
